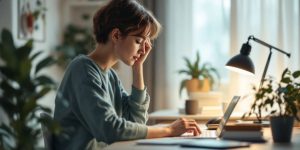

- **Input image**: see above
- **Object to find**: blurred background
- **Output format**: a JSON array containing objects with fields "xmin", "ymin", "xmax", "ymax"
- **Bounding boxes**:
[{"xmin": 0, "ymin": 0, "xmax": 299, "ymax": 116}]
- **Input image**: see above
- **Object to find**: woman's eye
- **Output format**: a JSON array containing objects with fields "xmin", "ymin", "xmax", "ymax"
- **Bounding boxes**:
[{"xmin": 136, "ymin": 40, "xmax": 142, "ymax": 44}]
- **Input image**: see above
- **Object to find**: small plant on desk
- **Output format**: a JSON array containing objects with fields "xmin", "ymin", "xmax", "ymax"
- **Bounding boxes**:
[
  {"xmin": 178, "ymin": 51, "xmax": 220, "ymax": 97},
  {"xmin": 243, "ymin": 68, "xmax": 300, "ymax": 143}
]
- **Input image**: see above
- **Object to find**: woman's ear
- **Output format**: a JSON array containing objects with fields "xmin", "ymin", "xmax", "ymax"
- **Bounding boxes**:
[{"xmin": 111, "ymin": 28, "xmax": 121, "ymax": 43}]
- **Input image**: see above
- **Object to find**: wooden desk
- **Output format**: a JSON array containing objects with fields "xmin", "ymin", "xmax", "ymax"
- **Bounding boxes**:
[
  {"xmin": 148, "ymin": 109, "xmax": 254, "ymax": 125},
  {"xmin": 104, "ymin": 127, "xmax": 300, "ymax": 150}
]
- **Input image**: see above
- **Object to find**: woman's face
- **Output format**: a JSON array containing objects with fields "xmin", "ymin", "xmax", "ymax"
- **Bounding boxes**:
[{"xmin": 114, "ymin": 27, "xmax": 151, "ymax": 66}]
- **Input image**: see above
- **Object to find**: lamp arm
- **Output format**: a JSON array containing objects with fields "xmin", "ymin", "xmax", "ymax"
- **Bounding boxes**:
[
  {"xmin": 259, "ymin": 49, "xmax": 273, "ymax": 89},
  {"xmin": 247, "ymin": 35, "xmax": 291, "ymax": 123},
  {"xmin": 248, "ymin": 35, "xmax": 291, "ymax": 58}
]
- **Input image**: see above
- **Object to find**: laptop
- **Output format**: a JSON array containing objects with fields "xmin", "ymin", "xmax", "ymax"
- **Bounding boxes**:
[
  {"xmin": 199, "ymin": 95, "xmax": 241, "ymax": 138},
  {"xmin": 137, "ymin": 96, "xmax": 241, "ymax": 145}
]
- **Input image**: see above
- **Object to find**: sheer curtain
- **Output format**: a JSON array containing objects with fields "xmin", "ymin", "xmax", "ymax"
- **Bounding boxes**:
[
  {"xmin": 149, "ymin": 0, "xmax": 299, "ymax": 111},
  {"xmin": 153, "ymin": 0, "xmax": 230, "ymax": 111},
  {"xmin": 151, "ymin": 0, "xmax": 192, "ymax": 110},
  {"xmin": 229, "ymin": 0, "xmax": 300, "ymax": 112}
]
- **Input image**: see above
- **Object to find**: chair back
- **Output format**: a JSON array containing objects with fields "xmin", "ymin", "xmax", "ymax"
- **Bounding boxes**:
[{"xmin": 40, "ymin": 112, "xmax": 54, "ymax": 150}]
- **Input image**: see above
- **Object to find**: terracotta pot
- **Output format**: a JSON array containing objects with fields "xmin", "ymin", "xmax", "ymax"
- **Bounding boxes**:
[
  {"xmin": 185, "ymin": 78, "xmax": 211, "ymax": 93},
  {"xmin": 200, "ymin": 78, "xmax": 210, "ymax": 92}
]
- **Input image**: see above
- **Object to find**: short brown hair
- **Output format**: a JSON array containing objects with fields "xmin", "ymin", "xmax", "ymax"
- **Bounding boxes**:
[{"xmin": 93, "ymin": 0, "xmax": 161, "ymax": 44}]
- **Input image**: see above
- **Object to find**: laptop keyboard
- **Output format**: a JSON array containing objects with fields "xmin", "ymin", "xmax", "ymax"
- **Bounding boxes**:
[
  {"xmin": 200, "ymin": 130, "xmax": 217, "ymax": 138},
  {"xmin": 182, "ymin": 129, "xmax": 217, "ymax": 138}
]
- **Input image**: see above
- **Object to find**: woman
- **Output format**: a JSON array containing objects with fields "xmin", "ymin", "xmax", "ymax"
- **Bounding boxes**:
[{"xmin": 53, "ymin": 0, "xmax": 201, "ymax": 149}]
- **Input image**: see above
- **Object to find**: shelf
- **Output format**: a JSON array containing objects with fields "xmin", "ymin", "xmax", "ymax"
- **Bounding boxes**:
[{"xmin": 69, "ymin": 0, "xmax": 108, "ymax": 7}]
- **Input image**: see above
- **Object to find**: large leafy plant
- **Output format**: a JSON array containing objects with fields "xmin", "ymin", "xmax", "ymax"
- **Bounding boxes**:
[
  {"xmin": 243, "ymin": 68, "xmax": 300, "ymax": 122},
  {"xmin": 0, "ymin": 29, "xmax": 60, "ymax": 150},
  {"xmin": 178, "ymin": 51, "xmax": 220, "ymax": 96}
]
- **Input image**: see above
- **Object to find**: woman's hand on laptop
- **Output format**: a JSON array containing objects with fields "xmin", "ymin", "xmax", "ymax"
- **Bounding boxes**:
[
  {"xmin": 146, "ymin": 118, "xmax": 201, "ymax": 139},
  {"xmin": 167, "ymin": 118, "xmax": 201, "ymax": 136}
]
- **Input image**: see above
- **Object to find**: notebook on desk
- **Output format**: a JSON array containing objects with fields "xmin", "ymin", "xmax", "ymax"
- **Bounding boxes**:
[{"xmin": 137, "ymin": 96, "xmax": 241, "ymax": 146}]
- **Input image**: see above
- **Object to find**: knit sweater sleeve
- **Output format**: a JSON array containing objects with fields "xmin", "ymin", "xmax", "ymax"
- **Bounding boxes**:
[{"xmin": 70, "ymin": 61, "xmax": 147, "ymax": 144}]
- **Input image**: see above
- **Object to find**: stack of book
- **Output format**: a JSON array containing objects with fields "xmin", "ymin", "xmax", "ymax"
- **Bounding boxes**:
[
  {"xmin": 221, "ymin": 124, "xmax": 265, "ymax": 142},
  {"xmin": 188, "ymin": 91, "xmax": 222, "ymax": 106},
  {"xmin": 188, "ymin": 92, "xmax": 223, "ymax": 115}
]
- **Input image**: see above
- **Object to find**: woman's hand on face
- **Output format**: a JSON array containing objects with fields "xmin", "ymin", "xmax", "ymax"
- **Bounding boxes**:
[
  {"xmin": 167, "ymin": 118, "xmax": 201, "ymax": 137},
  {"xmin": 133, "ymin": 38, "xmax": 152, "ymax": 67}
]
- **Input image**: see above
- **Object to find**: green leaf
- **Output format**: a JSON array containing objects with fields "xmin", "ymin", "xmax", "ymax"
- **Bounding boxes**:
[
  {"xmin": 17, "ymin": 40, "xmax": 33, "ymax": 61},
  {"xmin": 183, "ymin": 57, "xmax": 194, "ymax": 73},
  {"xmin": 194, "ymin": 51, "xmax": 200, "ymax": 72},
  {"xmin": 179, "ymin": 79, "xmax": 188, "ymax": 98},
  {"xmin": 281, "ymin": 77, "xmax": 292, "ymax": 83},
  {"xmin": 37, "ymin": 106, "xmax": 52, "ymax": 114},
  {"xmin": 281, "ymin": 68, "xmax": 289, "ymax": 79},
  {"xmin": 30, "ymin": 51, "xmax": 43, "ymax": 62},
  {"xmin": 178, "ymin": 70, "xmax": 191, "ymax": 76},
  {"xmin": 270, "ymin": 110, "xmax": 276, "ymax": 114},
  {"xmin": 19, "ymin": 58, "xmax": 32, "ymax": 82},
  {"xmin": 0, "ymin": 66, "xmax": 15, "ymax": 79},
  {"xmin": 34, "ymin": 86, "xmax": 52, "ymax": 100},
  {"xmin": 33, "ymin": 75, "xmax": 55, "ymax": 86},
  {"xmin": 0, "ymin": 29, "xmax": 17, "ymax": 70},
  {"xmin": 0, "ymin": 124, "xmax": 13, "ymax": 137},
  {"xmin": 22, "ymin": 98, "xmax": 38, "ymax": 118},
  {"xmin": 292, "ymin": 70, "xmax": 300, "ymax": 78},
  {"xmin": 35, "ymin": 56, "xmax": 55, "ymax": 74}
]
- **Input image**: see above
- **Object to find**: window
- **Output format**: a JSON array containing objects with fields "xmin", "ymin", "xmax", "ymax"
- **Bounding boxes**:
[{"xmin": 191, "ymin": 0, "xmax": 231, "ymax": 82}]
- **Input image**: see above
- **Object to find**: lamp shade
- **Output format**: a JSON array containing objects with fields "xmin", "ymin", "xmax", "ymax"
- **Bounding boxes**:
[{"xmin": 226, "ymin": 43, "xmax": 255, "ymax": 76}]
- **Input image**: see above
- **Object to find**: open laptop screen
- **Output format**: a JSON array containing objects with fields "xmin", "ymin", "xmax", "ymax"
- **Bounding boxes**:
[{"xmin": 216, "ymin": 96, "xmax": 241, "ymax": 137}]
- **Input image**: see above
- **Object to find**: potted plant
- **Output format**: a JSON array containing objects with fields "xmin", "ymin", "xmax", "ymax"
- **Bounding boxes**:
[
  {"xmin": 0, "ymin": 29, "xmax": 60, "ymax": 150},
  {"xmin": 54, "ymin": 24, "xmax": 94, "ymax": 68},
  {"xmin": 178, "ymin": 51, "xmax": 220, "ymax": 97},
  {"xmin": 243, "ymin": 68, "xmax": 300, "ymax": 143}
]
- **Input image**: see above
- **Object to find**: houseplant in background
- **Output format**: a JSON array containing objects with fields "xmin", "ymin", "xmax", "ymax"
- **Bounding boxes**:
[
  {"xmin": 243, "ymin": 68, "xmax": 300, "ymax": 143},
  {"xmin": 54, "ymin": 24, "xmax": 94, "ymax": 68},
  {"xmin": 0, "ymin": 29, "xmax": 61, "ymax": 150},
  {"xmin": 178, "ymin": 51, "xmax": 220, "ymax": 97}
]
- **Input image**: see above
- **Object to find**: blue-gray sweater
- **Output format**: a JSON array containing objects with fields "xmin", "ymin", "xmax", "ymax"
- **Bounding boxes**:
[{"xmin": 53, "ymin": 55, "xmax": 149, "ymax": 150}]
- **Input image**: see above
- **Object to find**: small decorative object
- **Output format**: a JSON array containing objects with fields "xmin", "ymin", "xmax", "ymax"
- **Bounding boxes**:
[
  {"xmin": 178, "ymin": 51, "xmax": 220, "ymax": 97},
  {"xmin": 243, "ymin": 68, "xmax": 300, "ymax": 143},
  {"xmin": 185, "ymin": 99, "xmax": 201, "ymax": 114},
  {"xmin": 18, "ymin": 0, "xmax": 46, "ymax": 42}
]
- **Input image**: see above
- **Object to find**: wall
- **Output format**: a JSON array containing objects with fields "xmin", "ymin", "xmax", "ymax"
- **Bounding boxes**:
[
  {"xmin": 0, "ymin": 0, "xmax": 63, "ymax": 114},
  {"xmin": 0, "ymin": 0, "xmax": 133, "ymax": 115},
  {"xmin": 0, "ymin": 0, "xmax": 12, "ymax": 31}
]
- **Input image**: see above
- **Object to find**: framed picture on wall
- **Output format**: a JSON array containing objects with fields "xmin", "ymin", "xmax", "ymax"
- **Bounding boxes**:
[{"xmin": 17, "ymin": 0, "xmax": 46, "ymax": 42}]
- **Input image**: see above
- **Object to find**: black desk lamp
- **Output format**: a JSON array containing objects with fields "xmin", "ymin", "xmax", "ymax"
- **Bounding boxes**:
[{"xmin": 226, "ymin": 35, "xmax": 291, "ymax": 90}]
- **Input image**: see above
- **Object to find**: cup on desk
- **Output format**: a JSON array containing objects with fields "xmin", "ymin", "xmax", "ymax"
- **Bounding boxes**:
[{"xmin": 185, "ymin": 99, "xmax": 201, "ymax": 114}]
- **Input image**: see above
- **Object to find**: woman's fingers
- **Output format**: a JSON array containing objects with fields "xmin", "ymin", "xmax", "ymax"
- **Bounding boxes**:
[
  {"xmin": 187, "ymin": 126, "xmax": 200, "ymax": 136},
  {"xmin": 145, "ymin": 38, "xmax": 152, "ymax": 50},
  {"xmin": 189, "ymin": 123, "xmax": 201, "ymax": 135},
  {"xmin": 134, "ymin": 38, "xmax": 152, "ymax": 65},
  {"xmin": 168, "ymin": 118, "xmax": 202, "ymax": 137},
  {"xmin": 183, "ymin": 121, "xmax": 200, "ymax": 136},
  {"xmin": 188, "ymin": 120, "xmax": 201, "ymax": 134}
]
